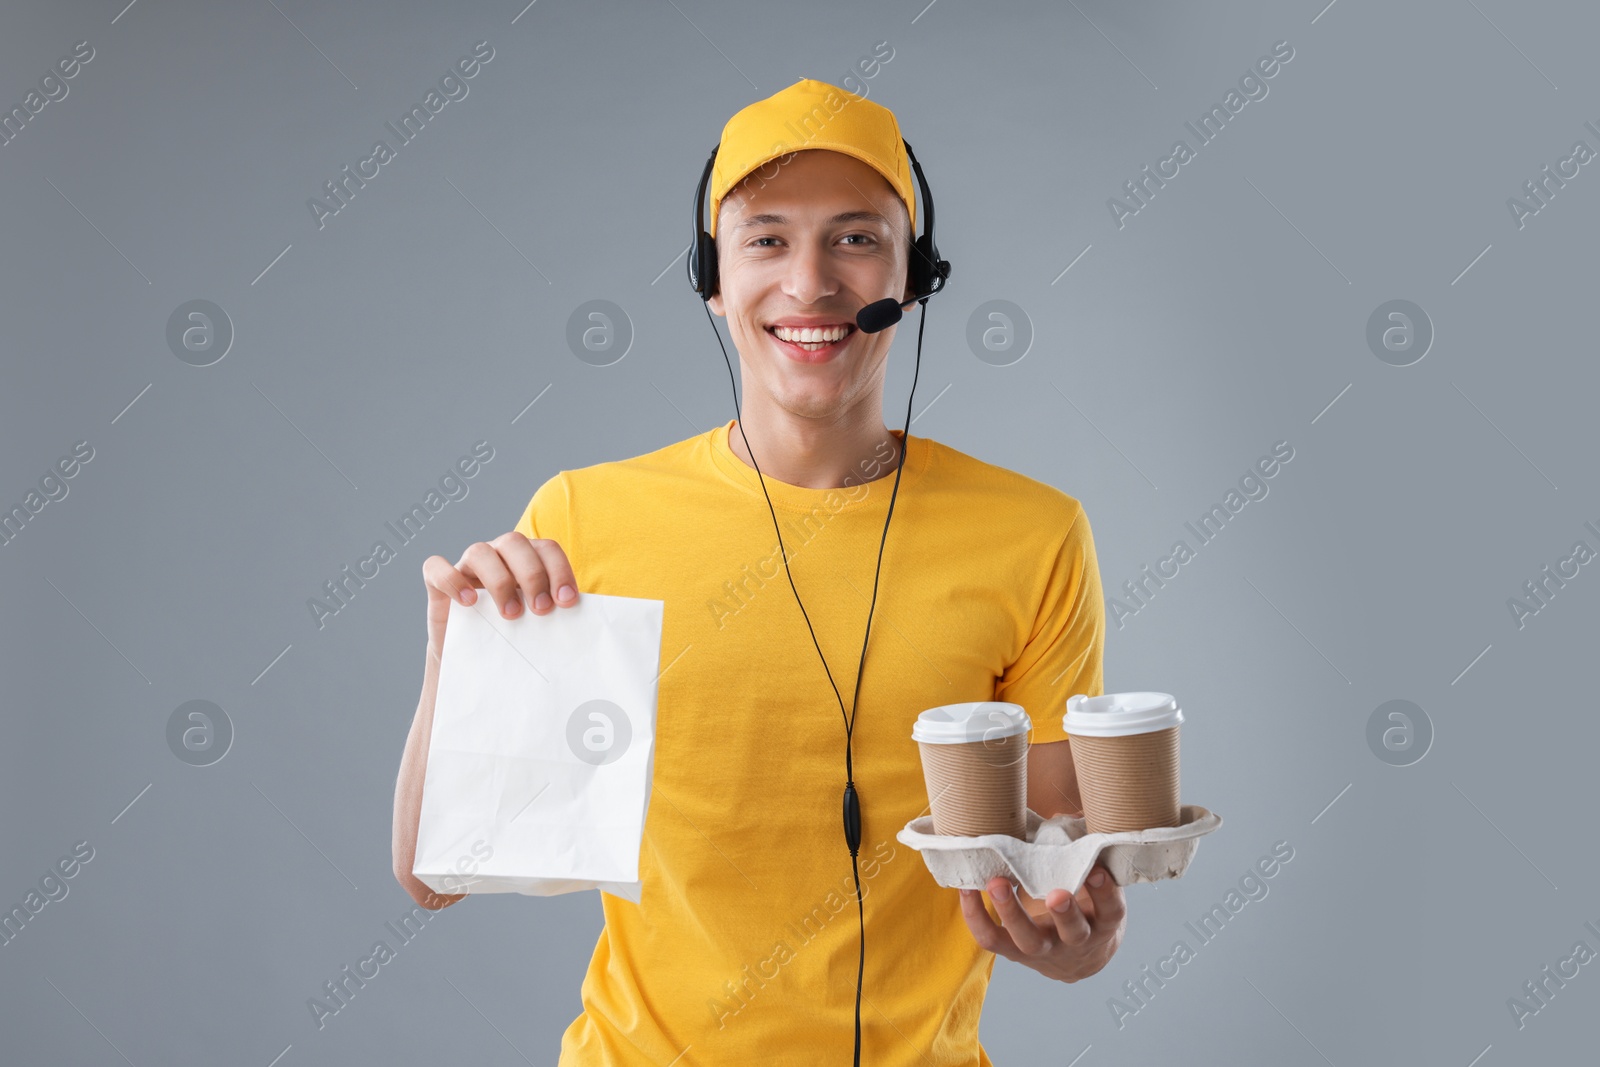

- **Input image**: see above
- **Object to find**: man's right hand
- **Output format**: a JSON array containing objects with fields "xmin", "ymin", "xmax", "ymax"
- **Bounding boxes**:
[{"xmin": 421, "ymin": 532, "xmax": 581, "ymax": 657}]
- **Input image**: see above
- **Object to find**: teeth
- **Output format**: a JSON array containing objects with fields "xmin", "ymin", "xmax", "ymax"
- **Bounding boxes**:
[{"xmin": 771, "ymin": 324, "xmax": 850, "ymax": 343}]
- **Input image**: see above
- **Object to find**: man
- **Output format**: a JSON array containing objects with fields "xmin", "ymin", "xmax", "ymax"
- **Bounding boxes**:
[{"xmin": 392, "ymin": 78, "xmax": 1124, "ymax": 1065}]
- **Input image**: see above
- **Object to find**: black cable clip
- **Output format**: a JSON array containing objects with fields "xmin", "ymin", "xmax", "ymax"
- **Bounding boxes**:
[{"xmin": 842, "ymin": 782, "xmax": 862, "ymax": 856}]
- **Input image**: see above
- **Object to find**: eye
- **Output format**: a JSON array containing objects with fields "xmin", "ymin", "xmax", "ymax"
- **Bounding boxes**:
[
  {"xmin": 840, "ymin": 233, "xmax": 877, "ymax": 246},
  {"xmin": 749, "ymin": 236, "xmax": 781, "ymax": 247}
]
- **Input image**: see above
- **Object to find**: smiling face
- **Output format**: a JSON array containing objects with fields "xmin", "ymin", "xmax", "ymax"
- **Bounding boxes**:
[{"xmin": 707, "ymin": 149, "xmax": 913, "ymax": 423}]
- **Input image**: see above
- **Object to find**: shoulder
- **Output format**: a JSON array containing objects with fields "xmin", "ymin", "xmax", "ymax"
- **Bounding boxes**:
[
  {"xmin": 921, "ymin": 435, "xmax": 1087, "ymax": 531},
  {"xmin": 515, "ymin": 430, "xmax": 711, "ymax": 541},
  {"xmin": 531, "ymin": 430, "xmax": 718, "ymax": 522}
]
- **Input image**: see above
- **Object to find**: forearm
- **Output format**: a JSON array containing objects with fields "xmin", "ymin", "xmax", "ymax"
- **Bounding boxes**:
[
  {"xmin": 391, "ymin": 644, "xmax": 461, "ymax": 910},
  {"xmin": 1030, "ymin": 783, "xmax": 1082, "ymax": 820},
  {"xmin": 1026, "ymin": 739, "xmax": 1083, "ymax": 820}
]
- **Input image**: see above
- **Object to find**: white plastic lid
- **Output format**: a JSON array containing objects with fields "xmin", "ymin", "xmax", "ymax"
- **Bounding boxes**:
[
  {"xmin": 1063, "ymin": 692, "xmax": 1183, "ymax": 737},
  {"xmin": 911, "ymin": 702, "xmax": 1031, "ymax": 745}
]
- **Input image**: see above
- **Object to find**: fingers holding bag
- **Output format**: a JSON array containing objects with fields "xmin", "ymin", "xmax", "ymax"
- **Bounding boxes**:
[{"xmin": 422, "ymin": 533, "xmax": 581, "ymax": 655}]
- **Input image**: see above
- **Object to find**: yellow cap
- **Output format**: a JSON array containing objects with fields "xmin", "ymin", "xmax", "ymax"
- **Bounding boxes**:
[{"xmin": 709, "ymin": 78, "xmax": 914, "ymax": 240}]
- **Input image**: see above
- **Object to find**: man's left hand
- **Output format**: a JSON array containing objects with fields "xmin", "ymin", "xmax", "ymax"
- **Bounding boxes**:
[{"xmin": 958, "ymin": 866, "xmax": 1126, "ymax": 983}]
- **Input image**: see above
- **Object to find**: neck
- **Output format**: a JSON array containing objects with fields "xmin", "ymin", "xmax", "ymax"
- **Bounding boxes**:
[{"xmin": 726, "ymin": 403, "xmax": 902, "ymax": 491}]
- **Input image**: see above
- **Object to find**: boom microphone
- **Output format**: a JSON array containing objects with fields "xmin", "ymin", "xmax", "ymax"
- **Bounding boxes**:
[{"xmin": 855, "ymin": 297, "xmax": 912, "ymax": 334}]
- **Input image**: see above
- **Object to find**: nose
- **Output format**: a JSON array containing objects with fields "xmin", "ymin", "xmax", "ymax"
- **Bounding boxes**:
[{"xmin": 780, "ymin": 236, "xmax": 840, "ymax": 306}]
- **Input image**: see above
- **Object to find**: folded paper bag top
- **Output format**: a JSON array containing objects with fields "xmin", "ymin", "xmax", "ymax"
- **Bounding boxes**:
[
  {"xmin": 911, "ymin": 701, "xmax": 1031, "ymax": 744},
  {"xmin": 1063, "ymin": 691, "xmax": 1183, "ymax": 737}
]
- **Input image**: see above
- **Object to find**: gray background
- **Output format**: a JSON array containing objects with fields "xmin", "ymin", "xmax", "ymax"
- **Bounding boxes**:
[{"xmin": 2, "ymin": 0, "xmax": 1596, "ymax": 1064}]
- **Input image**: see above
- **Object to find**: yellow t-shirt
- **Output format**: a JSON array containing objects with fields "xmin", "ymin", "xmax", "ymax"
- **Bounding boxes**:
[{"xmin": 513, "ymin": 418, "xmax": 1105, "ymax": 1066}]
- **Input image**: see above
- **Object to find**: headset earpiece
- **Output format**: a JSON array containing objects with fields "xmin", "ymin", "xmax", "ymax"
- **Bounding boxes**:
[
  {"xmin": 688, "ymin": 147, "xmax": 719, "ymax": 300},
  {"xmin": 902, "ymin": 140, "xmax": 951, "ymax": 305},
  {"xmin": 691, "ymin": 230, "xmax": 718, "ymax": 301},
  {"xmin": 908, "ymin": 233, "xmax": 936, "ymax": 301}
]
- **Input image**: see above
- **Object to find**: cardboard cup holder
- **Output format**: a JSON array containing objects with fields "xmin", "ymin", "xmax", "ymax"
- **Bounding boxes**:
[{"xmin": 896, "ymin": 803, "xmax": 1221, "ymax": 898}]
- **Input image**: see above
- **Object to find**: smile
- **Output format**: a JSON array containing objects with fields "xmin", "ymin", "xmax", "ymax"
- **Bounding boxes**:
[{"xmin": 765, "ymin": 323, "xmax": 856, "ymax": 362}]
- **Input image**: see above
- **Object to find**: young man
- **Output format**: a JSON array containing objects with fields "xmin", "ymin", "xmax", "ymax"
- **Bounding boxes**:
[{"xmin": 393, "ymin": 78, "xmax": 1124, "ymax": 1065}]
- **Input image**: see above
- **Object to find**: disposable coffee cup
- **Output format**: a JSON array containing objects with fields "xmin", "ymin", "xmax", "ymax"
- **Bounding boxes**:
[
  {"xmin": 912, "ymin": 702, "xmax": 1030, "ymax": 838},
  {"xmin": 1063, "ymin": 692, "xmax": 1183, "ymax": 834}
]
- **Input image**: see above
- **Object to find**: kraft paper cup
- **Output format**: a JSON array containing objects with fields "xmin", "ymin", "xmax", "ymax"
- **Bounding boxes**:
[
  {"xmin": 912, "ymin": 702, "xmax": 1031, "ymax": 838},
  {"xmin": 1063, "ymin": 692, "xmax": 1183, "ymax": 834}
]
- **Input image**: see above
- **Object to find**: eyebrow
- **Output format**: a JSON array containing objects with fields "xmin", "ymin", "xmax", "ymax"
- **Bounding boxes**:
[{"xmin": 731, "ymin": 210, "xmax": 892, "ymax": 233}]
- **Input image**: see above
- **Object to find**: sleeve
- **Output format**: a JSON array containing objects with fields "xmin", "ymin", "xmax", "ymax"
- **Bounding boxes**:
[
  {"xmin": 994, "ymin": 502, "xmax": 1105, "ymax": 745},
  {"xmin": 512, "ymin": 472, "xmax": 573, "ymax": 549}
]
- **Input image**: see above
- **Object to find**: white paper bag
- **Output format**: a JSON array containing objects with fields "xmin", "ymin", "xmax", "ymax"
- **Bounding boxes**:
[{"xmin": 412, "ymin": 591, "xmax": 665, "ymax": 903}]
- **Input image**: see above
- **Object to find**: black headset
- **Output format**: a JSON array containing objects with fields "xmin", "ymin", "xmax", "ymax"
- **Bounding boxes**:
[
  {"xmin": 688, "ymin": 139, "xmax": 950, "ymax": 327},
  {"xmin": 687, "ymin": 137, "xmax": 951, "ymax": 1066}
]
